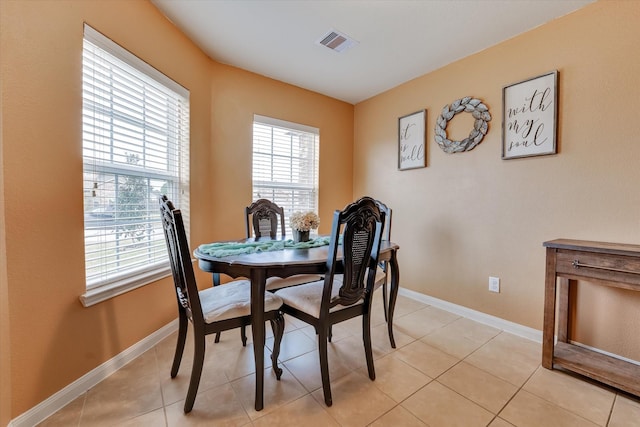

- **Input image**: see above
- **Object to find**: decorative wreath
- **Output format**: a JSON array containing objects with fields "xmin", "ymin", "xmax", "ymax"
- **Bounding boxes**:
[{"xmin": 434, "ymin": 96, "xmax": 491, "ymax": 153}]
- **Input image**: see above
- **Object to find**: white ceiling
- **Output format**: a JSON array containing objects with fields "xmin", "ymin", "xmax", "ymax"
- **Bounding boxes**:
[{"xmin": 151, "ymin": 0, "xmax": 594, "ymax": 104}]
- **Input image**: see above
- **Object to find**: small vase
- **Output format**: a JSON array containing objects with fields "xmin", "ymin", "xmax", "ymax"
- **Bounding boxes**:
[{"xmin": 293, "ymin": 229, "xmax": 310, "ymax": 243}]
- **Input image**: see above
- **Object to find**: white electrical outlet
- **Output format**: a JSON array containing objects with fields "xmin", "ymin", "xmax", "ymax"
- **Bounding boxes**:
[{"xmin": 489, "ymin": 276, "xmax": 500, "ymax": 293}]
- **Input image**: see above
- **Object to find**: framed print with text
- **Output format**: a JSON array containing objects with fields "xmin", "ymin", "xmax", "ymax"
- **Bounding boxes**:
[
  {"xmin": 502, "ymin": 71, "xmax": 558, "ymax": 159},
  {"xmin": 398, "ymin": 109, "xmax": 426, "ymax": 170}
]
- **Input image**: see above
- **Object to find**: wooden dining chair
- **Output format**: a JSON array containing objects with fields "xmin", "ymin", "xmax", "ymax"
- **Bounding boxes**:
[
  {"xmin": 159, "ymin": 195, "xmax": 285, "ymax": 413},
  {"xmin": 331, "ymin": 199, "xmax": 393, "ymax": 345},
  {"xmin": 275, "ymin": 196, "xmax": 385, "ymax": 406},
  {"xmin": 213, "ymin": 198, "xmax": 322, "ymax": 290},
  {"xmin": 374, "ymin": 199, "xmax": 393, "ymax": 322},
  {"xmin": 246, "ymin": 198, "xmax": 286, "ymax": 239},
  {"xmin": 214, "ymin": 198, "xmax": 321, "ymax": 344},
  {"xmin": 245, "ymin": 198, "xmax": 323, "ymax": 291},
  {"xmin": 211, "ymin": 198, "xmax": 285, "ymax": 288}
]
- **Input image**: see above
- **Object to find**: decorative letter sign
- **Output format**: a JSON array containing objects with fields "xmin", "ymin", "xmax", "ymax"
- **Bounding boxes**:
[
  {"xmin": 398, "ymin": 110, "xmax": 426, "ymax": 170},
  {"xmin": 502, "ymin": 71, "xmax": 558, "ymax": 159}
]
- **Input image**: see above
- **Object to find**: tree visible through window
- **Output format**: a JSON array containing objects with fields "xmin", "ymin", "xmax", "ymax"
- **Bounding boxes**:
[
  {"xmin": 252, "ymin": 115, "xmax": 319, "ymax": 236},
  {"xmin": 81, "ymin": 25, "xmax": 189, "ymax": 305}
]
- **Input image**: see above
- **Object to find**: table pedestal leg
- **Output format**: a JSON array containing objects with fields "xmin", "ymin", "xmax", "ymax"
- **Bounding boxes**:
[{"xmin": 250, "ymin": 270, "xmax": 266, "ymax": 411}]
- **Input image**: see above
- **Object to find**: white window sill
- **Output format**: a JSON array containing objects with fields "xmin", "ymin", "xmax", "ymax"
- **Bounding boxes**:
[{"xmin": 80, "ymin": 266, "xmax": 172, "ymax": 307}]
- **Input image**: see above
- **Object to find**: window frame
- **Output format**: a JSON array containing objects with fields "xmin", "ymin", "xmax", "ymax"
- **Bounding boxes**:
[
  {"xmin": 252, "ymin": 115, "xmax": 319, "ymax": 236},
  {"xmin": 80, "ymin": 25, "xmax": 190, "ymax": 307}
]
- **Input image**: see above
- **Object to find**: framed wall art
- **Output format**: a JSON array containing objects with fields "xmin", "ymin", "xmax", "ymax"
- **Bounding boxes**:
[
  {"xmin": 502, "ymin": 71, "xmax": 558, "ymax": 159},
  {"xmin": 398, "ymin": 109, "xmax": 426, "ymax": 170}
]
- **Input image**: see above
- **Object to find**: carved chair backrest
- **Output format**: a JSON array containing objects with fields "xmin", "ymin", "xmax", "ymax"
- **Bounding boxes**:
[
  {"xmin": 159, "ymin": 195, "xmax": 204, "ymax": 324},
  {"xmin": 245, "ymin": 199, "xmax": 286, "ymax": 239},
  {"xmin": 375, "ymin": 199, "xmax": 392, "ymax": 242},
  {"xmin": 321, "ymin": 196, "xmax": 384, "ymax": 314}
]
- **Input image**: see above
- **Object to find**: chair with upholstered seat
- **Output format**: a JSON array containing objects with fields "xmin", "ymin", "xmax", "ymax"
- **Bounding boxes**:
[
  {"xmin": 211, "ymin": 198, "xmax": 285, "ymax": 288},
  {"xmin": 212, "ymin": 198, "xmax": 322, "ymax": 290},
  {"xmin": 159, "ymin": 195, "xmax": 285, "ymax": 413},
  {"xmin": 245, "ymin": 198, "xmax": 286, "ymax": 239},
  {"xmin": 374, "ymin": 200, "xmax": 392, "ymax": 322},
  {"xmin": 332, "ymin": 199, "xmax": 393, "ymax": 345},
  {"xmin": 275, "ymin": 196, "xmax": 385, "ymax": 406},
  {"xmin": 213, "ymin": 198, "xmax": 321, "ymax": 344},
  {"xmin": 245, "ymin": 198, "xmax": 323, "ymax": 291}
]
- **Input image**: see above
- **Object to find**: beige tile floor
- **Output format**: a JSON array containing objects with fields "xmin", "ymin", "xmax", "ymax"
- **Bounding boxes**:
[{"xmin": 38, "ymin": 295, "xmax": 640, "ymax": 427}]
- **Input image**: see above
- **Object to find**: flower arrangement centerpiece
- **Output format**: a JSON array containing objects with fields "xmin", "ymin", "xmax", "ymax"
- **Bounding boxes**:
[{"xmin": 290, "ymin": 211, "xmax": 320, "ymax": 243}]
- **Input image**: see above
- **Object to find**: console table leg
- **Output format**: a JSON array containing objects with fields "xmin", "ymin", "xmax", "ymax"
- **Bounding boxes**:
[
  {"xmin": 557, "ymin": 278, "xmax": 570, "ymax": 343},
  {"xmin": 542, "ymin": 247, "xmax": 557, "ymax": 369}
]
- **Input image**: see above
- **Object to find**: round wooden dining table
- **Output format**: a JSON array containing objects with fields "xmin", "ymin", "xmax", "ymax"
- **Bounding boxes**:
[{"xmin": 193, "ymin": 237, "xmax": 400, "ymax": 411}]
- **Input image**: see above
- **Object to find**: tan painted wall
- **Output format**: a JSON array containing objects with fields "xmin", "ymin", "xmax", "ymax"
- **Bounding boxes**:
[
  {"xmin": 0, "ymin": 0, "xmax": 353, "ymax": 419},
  {"xmin": 0, "ymin": 0, "xmax": 210, "ymax": 417},
  {"xmin": 354, "ymin": 0, "xmax": 640, "ymax": 360},
  {"xmin": 1, "ymin": 0, "xmax": 12, "ymax": 419},
  {"xmin": 207, "ymin": 62, "xmax": 354, "ymax": 243},
  {"xmin": 1, "ymin": 150, "xmax": 10, "ymax": 425}
]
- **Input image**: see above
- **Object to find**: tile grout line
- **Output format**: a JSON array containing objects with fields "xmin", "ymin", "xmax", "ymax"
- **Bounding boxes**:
[
  {"xmin": 154, "ymin": 346, "xmax": 170, "ymax": 427},
  {"xmin": 517, "ymin": 365, "xmax": 619, "ymax": 426},
  {"xmin": 605, "ymin": 394, "xmax": 618, "ymax": 427},
  {"xmin": 488, "ymin": 362, "xmax": 540, "ymax": 426},
  {"xmin": 433, "ymin": 330, "xmax": 511, "ymax": 423},
  {"xmin": 75, "ymin": 393, "xmax": 87, "ymax": 427},
  {"xmin": 422, "ymin": 330, "xmax": 537, "ymax": 425},
  {"xmin": 457, "ymin": 331, "xmax": 541, "ymax": 426}
]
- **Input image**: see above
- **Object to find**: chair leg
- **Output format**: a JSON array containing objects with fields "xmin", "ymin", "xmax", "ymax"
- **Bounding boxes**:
[
  {"xmin": 214, "ymin": 326, "xmax": 246, "ymax": 346},
  {"xmin": 171, "ymin": 312, "xmax": 188, "ymax": 378},
  {"xmin": 318, "ymin": 327, "xmax": 333, "ymax": 406},
  {"xmin": 363, "ymin": 313, "xmax": 376, "ymax": 381},
  {"xmin": 211, "ymin": 275, "xmax": 245, "ymax": 347},
  {"xmin": 328, "ymin": 325, "xmax": 332, "ymax": 342},
  {"xmin": 382, "ymin": 281, "xmax": 389, "ymax": 323},
  {"xmin": 270, "ymin": 312, "xmax": 285, "ymax": 380},
  {"xmin": 184, "ymin": 331, "xmax": 206, "ymax": 413},
  {"xmin": 241, "ymin": 325, "xmax": 247, "ymax": 347},
  {"xmin": 213, "ymin": 320, "xmax": 247, "ymax": 347}
]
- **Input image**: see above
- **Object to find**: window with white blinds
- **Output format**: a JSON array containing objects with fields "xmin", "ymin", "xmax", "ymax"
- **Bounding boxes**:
[
  {"xmin": 81, "ymin": 25, "xmax": 190, "ymax": 306},
  {"xmin": 252, "ymin": 115, "xmax": 319, "ymax": 236}
]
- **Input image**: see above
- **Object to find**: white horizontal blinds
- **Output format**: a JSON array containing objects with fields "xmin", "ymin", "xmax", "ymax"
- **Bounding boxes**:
[
  {"xmin": 82, "ymin": 24, "xmax": 190, "ymax": 289},
  {"xmin": 252, "ymin": 115, "xmax": 319, "ymax": 236}
]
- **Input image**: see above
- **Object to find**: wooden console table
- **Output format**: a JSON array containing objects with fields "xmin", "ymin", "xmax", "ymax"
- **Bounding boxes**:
[{"xmin": 543, "ymin": 239, "xmax": 640, "ymax": 396}]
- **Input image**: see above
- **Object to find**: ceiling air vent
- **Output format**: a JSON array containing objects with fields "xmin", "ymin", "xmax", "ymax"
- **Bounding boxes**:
[{"xmin": 316, "ymin": 29, "xmax": 358, "ymax": 53}]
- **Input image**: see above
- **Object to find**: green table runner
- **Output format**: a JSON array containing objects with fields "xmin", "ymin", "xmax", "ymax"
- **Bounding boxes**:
[{"xmin": 198, "ymin": 236, "xmax": 332, "ymax": 258}]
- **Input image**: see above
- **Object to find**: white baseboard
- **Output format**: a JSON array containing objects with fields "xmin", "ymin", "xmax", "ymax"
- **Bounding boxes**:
[
  {"xmin": 8, "ymin": 319, "xmax": 178, "ymax": 427},
  {"xmin": 399, "ymin": 289, "xmax": 640, "ymax": 367},
  {"xmin": 398, "ymin": 288, "xmax": 543, "ymax": 343}
]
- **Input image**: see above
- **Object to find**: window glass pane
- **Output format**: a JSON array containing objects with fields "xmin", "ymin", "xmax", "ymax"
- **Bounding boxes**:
[
  {"xmin": 83, "ymin": 25, "xmax": 189, "ymax": 290},
  {"xmin": 252, "ymin": 116, "xmax": 319, "ymax": 236}
]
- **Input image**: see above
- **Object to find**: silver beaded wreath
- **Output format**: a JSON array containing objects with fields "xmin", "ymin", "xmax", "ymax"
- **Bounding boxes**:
[{"xmin": 434, "ymin": 96, "xmax": 491, "ymax": 153}]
